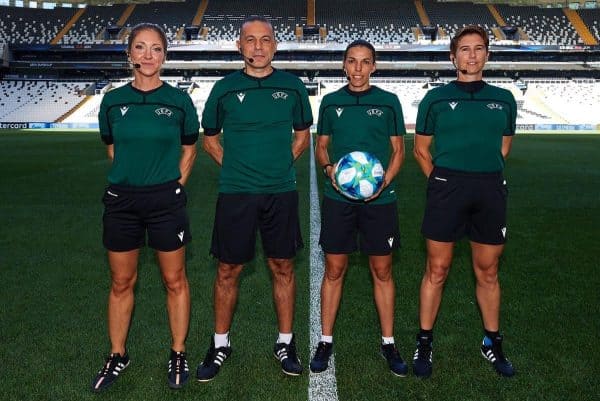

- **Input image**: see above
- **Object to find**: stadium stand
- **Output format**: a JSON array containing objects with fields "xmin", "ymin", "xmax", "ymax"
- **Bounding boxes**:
[
  {"xmin": 0, "ymin": 80, "xmax": 91, "ymax": 122},
  {"xmin": 422, "ymin": 0, "xmax": 498, "ymax": 39},
  {"xmin": 315, "ymin": 0, "xmax": 419, "ymax": 44},
  {"xmin": 60, "ymin": 5, "xmax": 128, "ymax": 44},
  {"xmin": 201, "ymin": 0, "xmax": 306, "ymax": 42},
  {"xmin": 123, "ymin": 0, "xmax": 200, "ymax": 41},
  {"xmin": 496, "ymin": 5, "xmax": 582, "ymax": 45},
  {"xmin": 0, "ymin": 6, "xmax": 77, "ymax": 44},
  {"xmin": 578, "ymin": 8, "xmax": 600, "ymax": 43}
]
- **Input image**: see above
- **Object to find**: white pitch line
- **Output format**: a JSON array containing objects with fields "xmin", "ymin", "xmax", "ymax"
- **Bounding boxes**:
[{"xmin": 308, "ymin": 134, "xmax": 339, "ymax": 401}]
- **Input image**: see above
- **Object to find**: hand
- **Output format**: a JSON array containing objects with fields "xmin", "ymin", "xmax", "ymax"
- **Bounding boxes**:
[
  {"xmin": 364, "ymin": 173, "xmax": 387, "ymax": 202},
  {"xmin": 326, "ymin": 164, "xmax": 342, "ymax": 193}
]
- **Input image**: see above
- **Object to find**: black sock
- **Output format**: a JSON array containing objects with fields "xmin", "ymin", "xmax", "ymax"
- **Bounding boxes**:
[
  {"xmin": 484, "ymin": 329, "xmax": 500, "ymax": 341},
  {"xmin": 418, "ymin": 328, "xmax": 433, "ymax": 342}
]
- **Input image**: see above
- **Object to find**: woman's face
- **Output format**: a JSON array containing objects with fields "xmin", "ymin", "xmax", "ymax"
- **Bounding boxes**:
[
  {"xmin": 343, "ymin": 45, "xmax": 376, "ymax": 91},
  {"xmin": 452, "ymin": 33, "xmax": 488, "ymax": 81},
  {"xmin": 129, "ymin": 28, "xmax": 166, "ymax": 77}
]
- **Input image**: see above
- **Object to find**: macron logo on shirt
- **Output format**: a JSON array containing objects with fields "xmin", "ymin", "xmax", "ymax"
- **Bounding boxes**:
[
  {"xmin": 336, "ymin": 107, "xmax": 344, "ymax": 117},
  {"xmin": 120, "ymin": 106, "xmax": 129, "ymax": 116},
  {"xmin": 237, "ymin": 92, "xmax": 246, "ymax": 103}
]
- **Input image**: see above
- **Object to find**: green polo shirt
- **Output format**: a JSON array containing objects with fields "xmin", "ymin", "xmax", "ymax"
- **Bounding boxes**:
[
  {"xmin": 317, "ymin": 85, "xmax": 406, "ymax": 204},
  {"xmin": 202, "ymin": 69, "xmax": 313, "ymax": 194},
  {"xmin": 415, "ymin": 80, "xmax": 517, "ymax": 173},
  {"xmin": 99, "ymin": 82, "xmax": 199, "ymax": 186}
]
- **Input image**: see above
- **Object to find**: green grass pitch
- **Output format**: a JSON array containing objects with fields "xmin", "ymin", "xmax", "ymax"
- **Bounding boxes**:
[{"xmin": 0, "ymin": 131, "xmax": 598, "ymax": 401}]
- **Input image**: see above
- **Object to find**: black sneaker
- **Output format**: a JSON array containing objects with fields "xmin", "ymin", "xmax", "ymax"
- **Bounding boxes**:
[
  {"xmin": 273, "ymin": 335, "xmax": 303, "ymax": 376},
  {"xmin": 309, "ymin": 341, "xmax": 333, "ymax": 373},
  {"xmin": 413, "ymin": 334, "xmax": 433, "ymax": 378},
  {"xmin": 167, "ymin": 349, "xmax": 189, "ymax": 389},
  {"xmin": 91, "ymin": 352, "xmax": 130, "ymax": 392},
  {"xmin": 380, "ymin": 343, "xmax": 408, "ymax": 377},
  {"xmin": 481, "ymin": 335, "xmax": 515, "ymax": 377},
  {"xmin": 196, "ymin": 338, "xmax": 232, "ymax": 382}
]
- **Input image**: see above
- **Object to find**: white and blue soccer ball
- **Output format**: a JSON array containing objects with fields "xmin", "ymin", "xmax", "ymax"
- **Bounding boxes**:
[{"xmin": 334, "ymin": 151, "xmax": 384, "ymax": 200}]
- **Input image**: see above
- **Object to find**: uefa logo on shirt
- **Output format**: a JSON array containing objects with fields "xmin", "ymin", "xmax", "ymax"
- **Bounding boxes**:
[
  {"xmin": 155, "ymin": 107, "xmax": 173, "ymax": 117},
  {"xmin": 272, "ymin": 91, "xmax": 289, "ymax": 100},
  {"xmin": 366, "ymin": 108, "xmax": 384, "ymax": 117}
]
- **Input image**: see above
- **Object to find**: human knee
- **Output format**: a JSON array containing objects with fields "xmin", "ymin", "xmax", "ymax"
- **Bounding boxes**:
[
  {"xmin": 475, "ymin": 264, "xmax": 499, "ymax": 287},
  {"xmin": 370, "ymin": 265, "xmax": 393, "ymax": 283},
  {"xmin": 324, "ymin": 262, "xmax": 346, "ymax": 282},
  {"xmin": 216, "ymin": 263, "xmax": 243, "ymax": 284},
  {"xmin": 162, "ymin": 271, "xmax": 188, "ymax": 294},
  {"xmin": 425, "ymin": 259, "xmax": 450, "ymax": 286},
  {"xmin": 111, "ymin": 274, "xmax": 136, "ymax": 296}
]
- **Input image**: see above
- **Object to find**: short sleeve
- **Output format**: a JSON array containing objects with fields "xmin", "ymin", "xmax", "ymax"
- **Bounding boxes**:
[
  {"xmin": 316, "ymin": 97, "xmax": 332, "ymax": 136},
  {"xmin": 415, "ymin": 92, "xmax": 435, "ymax": 136},
  {"xmin": 504, "ymin": 92, "xmax": 517, "ymax": 136},
  {"xmin": 201, "ymin": 82, "xmax": 223, "ymax": 136},
  {"xmin": 389, "ymin": 94, "xmax": 406, "ymax": 136},
  {"xmin": 292, "ymin": 80, "xmax": 313, "ymax": 131},
  {"xmin": 98, "ymin": 95, "xmax": 113, "ymax": 145},
  {"xmin": 181, "ymin": 94, "xmax": 200, "ymax": 145}
]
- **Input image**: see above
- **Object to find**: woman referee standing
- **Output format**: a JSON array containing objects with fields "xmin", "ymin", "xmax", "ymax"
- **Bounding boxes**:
[
  {"xmin": 310, "ymin": 40, "xmax": 408, "ymax": 376},
  {"xmin": 412, "ymin": 25, "xmax": 517, "ymax": 378},
  {"xmin": 91, "ymin": 23, "xmax": 199, "ymax": 392}
]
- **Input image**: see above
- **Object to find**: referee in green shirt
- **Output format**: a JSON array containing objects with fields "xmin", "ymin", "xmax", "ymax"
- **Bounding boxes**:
[
  {"xmin": 412, "ymin": 25, "xmax": 517, "ymax": 378},
  {"xmin": 92, "ymin": 23, "xmax": 199, "ymax": 392},
  {"xmin": 310, "ymin": 40, "xmax": 408, "ymax": 377},
  {"xmin": 196, "ymin": 16, "xmax": 313, "ymax": 381}
]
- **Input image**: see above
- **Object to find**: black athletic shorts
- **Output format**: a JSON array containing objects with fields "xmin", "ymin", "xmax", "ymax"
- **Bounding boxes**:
[
  {"xmin": 210, "ymin": 191, "xmax": 303, "ymax": 264},
  {"xmin": 421, "ymin": 166, "xmax": 508, "ymax": 245},
  {"xmin": 319, "ymin": 196, "xmax": 400, "ymax": 256},
  {"xmin": 102, "ymin": 180, "xmax": 191, "ymax": 252}
]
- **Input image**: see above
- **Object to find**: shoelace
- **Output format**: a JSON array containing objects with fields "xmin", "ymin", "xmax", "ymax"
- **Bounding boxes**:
[
  {"xmin": 170, "ymin": 352, "xmax": 188, "ymax": 373},
  {"xmin": 314, "ymin": 342, "xmax": 331, "ymax": 359},
  {"xmin": 415, "ymin": 344, "xmax": 432, "ymax": 361},
  {"xmin": 100, "ymin": 354, "xmax": 121, "ymax": 376}
]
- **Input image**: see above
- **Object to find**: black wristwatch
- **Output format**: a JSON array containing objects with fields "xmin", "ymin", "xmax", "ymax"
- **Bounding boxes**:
[{"xmin": 322, "ymin": 163, "xmax": 334, "ymax": 178}]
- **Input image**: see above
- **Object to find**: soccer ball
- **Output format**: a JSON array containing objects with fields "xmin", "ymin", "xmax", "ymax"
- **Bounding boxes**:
[{"xmin": 334, "ymin": 151, "xmax": 384, "ymax": 200}]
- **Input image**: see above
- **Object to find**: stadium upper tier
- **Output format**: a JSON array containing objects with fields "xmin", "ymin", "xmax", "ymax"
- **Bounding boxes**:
[
  {"xmin": 315, "ymin": 0, "xmax": 419, "ymax": 44},
  {"xmin": 0, "ymin": 2, "xmax": 596, "ymax": 46},
  {"xmin": 3, "ymin": 78, "xmax": 599, "ymax": 128},
  {"xmin": 202, "ymin": 0, "xmax": 306, "ymax": 42}
]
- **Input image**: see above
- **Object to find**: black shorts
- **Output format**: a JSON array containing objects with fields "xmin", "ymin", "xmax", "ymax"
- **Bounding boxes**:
[
  {"xmin": 210, "ymin": 191, "xmax": 303, "ymax": 264},
  {"xmin": 421, "ymin": 167, "xmax": 508, "ymax": 245},
  {"xmin": 319, "ymin": 197, "xmax": 400, "ymax": 256},
  {"xmin": 102, "ymin": 180, "xmax": 191, "ymax": 252}
]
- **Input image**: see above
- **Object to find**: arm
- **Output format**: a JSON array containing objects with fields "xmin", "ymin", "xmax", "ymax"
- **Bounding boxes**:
[
  {"xmin": 179, "ymin": 144, "xmax": 197, "ymax": 185},
  {"xmin": 501, "ymin": 135, "xmax": 513, "ymax": 159},
  {"xmin": 203, "ymin": 133, "xmax": 223, "ymax": 166},
  {"xmin": 365, "ymin": 136, "xmax": 405, "ymax": 201},
  {"xmin": 106, "ymin": 144, "xmax": 114, "ymax": 162},
  {"xmin": 292, "ymin": 128, "xmax": 310, "ymax": 161},
  {"xmin": 413, "ymin": 134, "xmax": 434, "ymax": 178},
  {"xmin": 315, "ymin": 134, "xmax": 341, "ymax": 192}
]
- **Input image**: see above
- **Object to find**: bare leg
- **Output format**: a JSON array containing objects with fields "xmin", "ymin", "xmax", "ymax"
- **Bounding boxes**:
[
  {"xmin": 267, "ymin": 258, "xmax": 296, "ymax": 333},
  {"xmin": 369, "ymin": 254, "xmax": 395, "ymax": 338},
  {"xmin": 471, "ymin": 241, "xmax": 504, "ymax": 331},
  {"xmin": 418, "ymin": 240, "xmax": 454, "ymax": 330},
  {"xmin": 107, "ymin": 249, "xmax": 139, "ymax": 355},
  {"xmin": 157, "ymin": 247, "xmax": 190, "ymax": 352},
  {"xmin": 214, "ymin": 262, "xmax": 244, "ymax": 334},
  {"xmin": 320, "ymin": 253, "xmax": 349, "ymax": 336}
]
